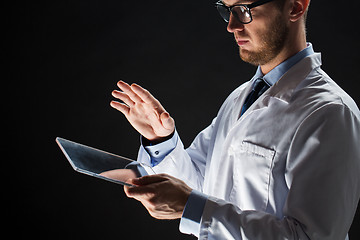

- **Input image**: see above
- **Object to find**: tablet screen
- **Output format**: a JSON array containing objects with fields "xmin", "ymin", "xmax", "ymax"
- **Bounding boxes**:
[{"xmin": 56, "ymin": 137, "xmax": 154, "ymax": 186}]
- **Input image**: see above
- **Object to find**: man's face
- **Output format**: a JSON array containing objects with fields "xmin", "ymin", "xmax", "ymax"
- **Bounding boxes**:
[{"xmin": 224, "ymin": 0, "xmax": 289, "ymax": 66}]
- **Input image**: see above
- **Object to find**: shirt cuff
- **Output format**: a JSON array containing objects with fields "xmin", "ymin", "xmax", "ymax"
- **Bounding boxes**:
[
  {"xmin": 179, "ymin": 189, "xmax": 208, "ymax": 237},
  {"xmin": 141, "ymin": 130, "xmax": 179, "ymax": 167},
  {"xmin": 125, "ymin": 161, "xmax": 149, "ymax": 177}
]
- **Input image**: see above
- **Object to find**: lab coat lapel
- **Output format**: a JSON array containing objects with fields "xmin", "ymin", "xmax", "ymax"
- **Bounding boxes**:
[{"xmin": 232, "ymin": 80, "xmax": 254, "ymax": 122}]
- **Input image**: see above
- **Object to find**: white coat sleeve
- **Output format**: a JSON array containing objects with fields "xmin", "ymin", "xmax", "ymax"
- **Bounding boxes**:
[
  {"xmin": 137, "ymin": 117, "xmax": 217, "ymax": 191},
  {"xmin": 196, "ymin": 104, "xmax": 360, "ymax": 239}
]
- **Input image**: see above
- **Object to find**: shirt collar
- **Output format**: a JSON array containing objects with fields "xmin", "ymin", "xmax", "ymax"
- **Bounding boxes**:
[{"xmin": 252, "ymin": 42, "xmax": 315, "ymax": 87}]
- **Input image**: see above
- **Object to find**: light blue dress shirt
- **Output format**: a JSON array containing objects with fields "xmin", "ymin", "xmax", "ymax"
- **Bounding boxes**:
[{"xmin": 140, "ymin": 43, "xmax": 315, "ymax": 234}]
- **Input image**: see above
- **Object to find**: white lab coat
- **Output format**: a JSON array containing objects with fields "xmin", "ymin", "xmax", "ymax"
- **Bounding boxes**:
[{"xmin": 137, "ymin": 53, "xmax": 360, "ymax": 239}]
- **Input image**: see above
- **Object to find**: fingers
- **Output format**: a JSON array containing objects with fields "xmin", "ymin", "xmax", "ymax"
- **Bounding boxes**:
[
  {"xmin": 130, "ymin": 83, "xmax": 164, "ymax": 110},
  {"xmin": 124, "ymin": 174, "xmax": 169, "ymax": 197},
  {"xmin": 99, "ymin": 169, "xmax": 138, "ymax": 182},
  {"xmin": 110, "ymin": 80, "xmax": 143, "ymax": 115},
  {"xmin": 110, "ymin": 101, "xmax": 129, "ymax": 115},
  {"xmin": 113, "ymin": 81, "xmax": 162, "ymax": 109},
  {"xmin": 132, "ymin": 174, "xmax": 169, "ymax": 185},
  {"xmin": 117, "ymin": 81, "xmax": 143, "ymax": 103},
  {"xmin": 112, "ymin": 90, "xmax": 135, "ymax": 107},
  {"xmin": 123, "ymin": 174, "xmax": 191, "ymax": 220},
  {"xmin": 123, "ymin": 182, "xmax": 155, "ymax": 201}
]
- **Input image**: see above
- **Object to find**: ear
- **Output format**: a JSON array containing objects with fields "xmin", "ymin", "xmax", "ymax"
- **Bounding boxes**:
[{"xmin": 289, "ymin": 0, "xmax": 310, "ymax": 22}]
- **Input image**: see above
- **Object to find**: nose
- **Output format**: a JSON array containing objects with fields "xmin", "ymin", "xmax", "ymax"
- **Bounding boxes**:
[{"xmin": 226, "ymin": 14, "xmax": 245, "ymax": 33}]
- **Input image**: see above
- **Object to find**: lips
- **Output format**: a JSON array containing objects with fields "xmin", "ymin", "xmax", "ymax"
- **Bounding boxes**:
[{"xmin": 236, "ymin": 40, "xmax": 249, "ymax": 46}]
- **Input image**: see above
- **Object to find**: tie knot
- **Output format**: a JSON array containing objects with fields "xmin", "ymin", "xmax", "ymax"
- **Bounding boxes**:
[
  {"xmin": 253, "ymin": 78, "xmax": 269, "ymax": 96},
  {"xmin": 240, "ymin": 78, "xmax": 270, "ymax": 117},
  {"xmin": 253, "ymin": 78, "xmax": 267, "ymax": 91}
]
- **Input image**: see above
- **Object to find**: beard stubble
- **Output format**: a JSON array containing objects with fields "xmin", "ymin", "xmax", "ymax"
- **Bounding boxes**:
[{"xmin": 239, "ymin": 13, "xmax": 289, "ymax": 66}]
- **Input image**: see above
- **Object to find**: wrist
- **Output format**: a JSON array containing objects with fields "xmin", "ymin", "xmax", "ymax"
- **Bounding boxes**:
[{"xmin": 143, "ymin": 130, "xmax": 175, "ymax": 146}]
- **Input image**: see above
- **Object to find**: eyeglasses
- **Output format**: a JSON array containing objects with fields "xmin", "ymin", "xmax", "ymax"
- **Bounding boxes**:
[{"xmin": 215, "ymin": 0, "xmax": 275, "ymax": 24}]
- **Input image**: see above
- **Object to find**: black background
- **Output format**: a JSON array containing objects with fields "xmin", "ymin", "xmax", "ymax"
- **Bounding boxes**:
[{"xmin": 7, "ymin": 0, "xmax": 359, "ymax": 239}]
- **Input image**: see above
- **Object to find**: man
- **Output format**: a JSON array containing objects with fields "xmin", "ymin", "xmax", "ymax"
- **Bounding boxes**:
[{"xmin": 102, "ymin": 0, "xmax": 360, "ymax": 238}]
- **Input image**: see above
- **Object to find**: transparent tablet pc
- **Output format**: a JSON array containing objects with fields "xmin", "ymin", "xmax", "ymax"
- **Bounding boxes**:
[{"xmin": 56, "ymin": 137, "xmax": 154, "ymax": 186}]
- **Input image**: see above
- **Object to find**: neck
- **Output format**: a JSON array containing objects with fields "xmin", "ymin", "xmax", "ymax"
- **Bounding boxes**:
[{"xmin": 260, "ymin": 24, "xmax": 307, "ymax": 75}]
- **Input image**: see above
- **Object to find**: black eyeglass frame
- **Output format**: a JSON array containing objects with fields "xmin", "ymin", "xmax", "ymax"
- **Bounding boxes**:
[{"xmin": 215, "ymin": 0, "xmax": 276, "ymax": 24}]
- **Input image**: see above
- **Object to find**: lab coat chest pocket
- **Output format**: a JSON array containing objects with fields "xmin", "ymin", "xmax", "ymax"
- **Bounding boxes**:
[{"xmin": 230, "ymin": 141, "xmax": 276, "ymax": 211}]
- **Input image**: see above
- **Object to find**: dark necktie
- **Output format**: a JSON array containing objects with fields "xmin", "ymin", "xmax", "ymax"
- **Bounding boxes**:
[{"xmin": 240, "ymin": 78, "xmax": 270, "ymax": 116}]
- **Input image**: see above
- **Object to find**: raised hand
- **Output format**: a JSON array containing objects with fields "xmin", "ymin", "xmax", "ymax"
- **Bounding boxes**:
[{"xmin": 110, "ymin": 81, "xmax": 175, "ymax": 142}]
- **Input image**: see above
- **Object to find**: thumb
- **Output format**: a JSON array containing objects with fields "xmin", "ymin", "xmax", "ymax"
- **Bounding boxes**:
[
  {"xmin": 131, "ymin": 174, "xmax": 168, "ymax": 186},
  {"xmin": 160, "ymin": 112, "xmax": 175, "ymax": 131}
]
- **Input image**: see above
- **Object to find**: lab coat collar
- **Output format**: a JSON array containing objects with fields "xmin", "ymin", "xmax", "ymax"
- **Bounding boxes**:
[
  {"xmin": 237, "ymin": 52, "xmax": 322, "ymax": 120},
  {"xmin": 253, "ymin": 43, "xmax": 315, "ymax": 87},
  {"xmin": 267, "ymin": 52, "xmax": 322, "ymax": 103}
]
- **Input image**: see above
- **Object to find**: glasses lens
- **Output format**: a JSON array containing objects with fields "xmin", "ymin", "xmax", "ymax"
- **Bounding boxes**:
[
  {"xmin": 216, "ymin": 5, "xmax": 230, "ymax": 22},
  {"xmin": 232, "ymin": 6, "xmax": 252, "ymax": 23}
]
